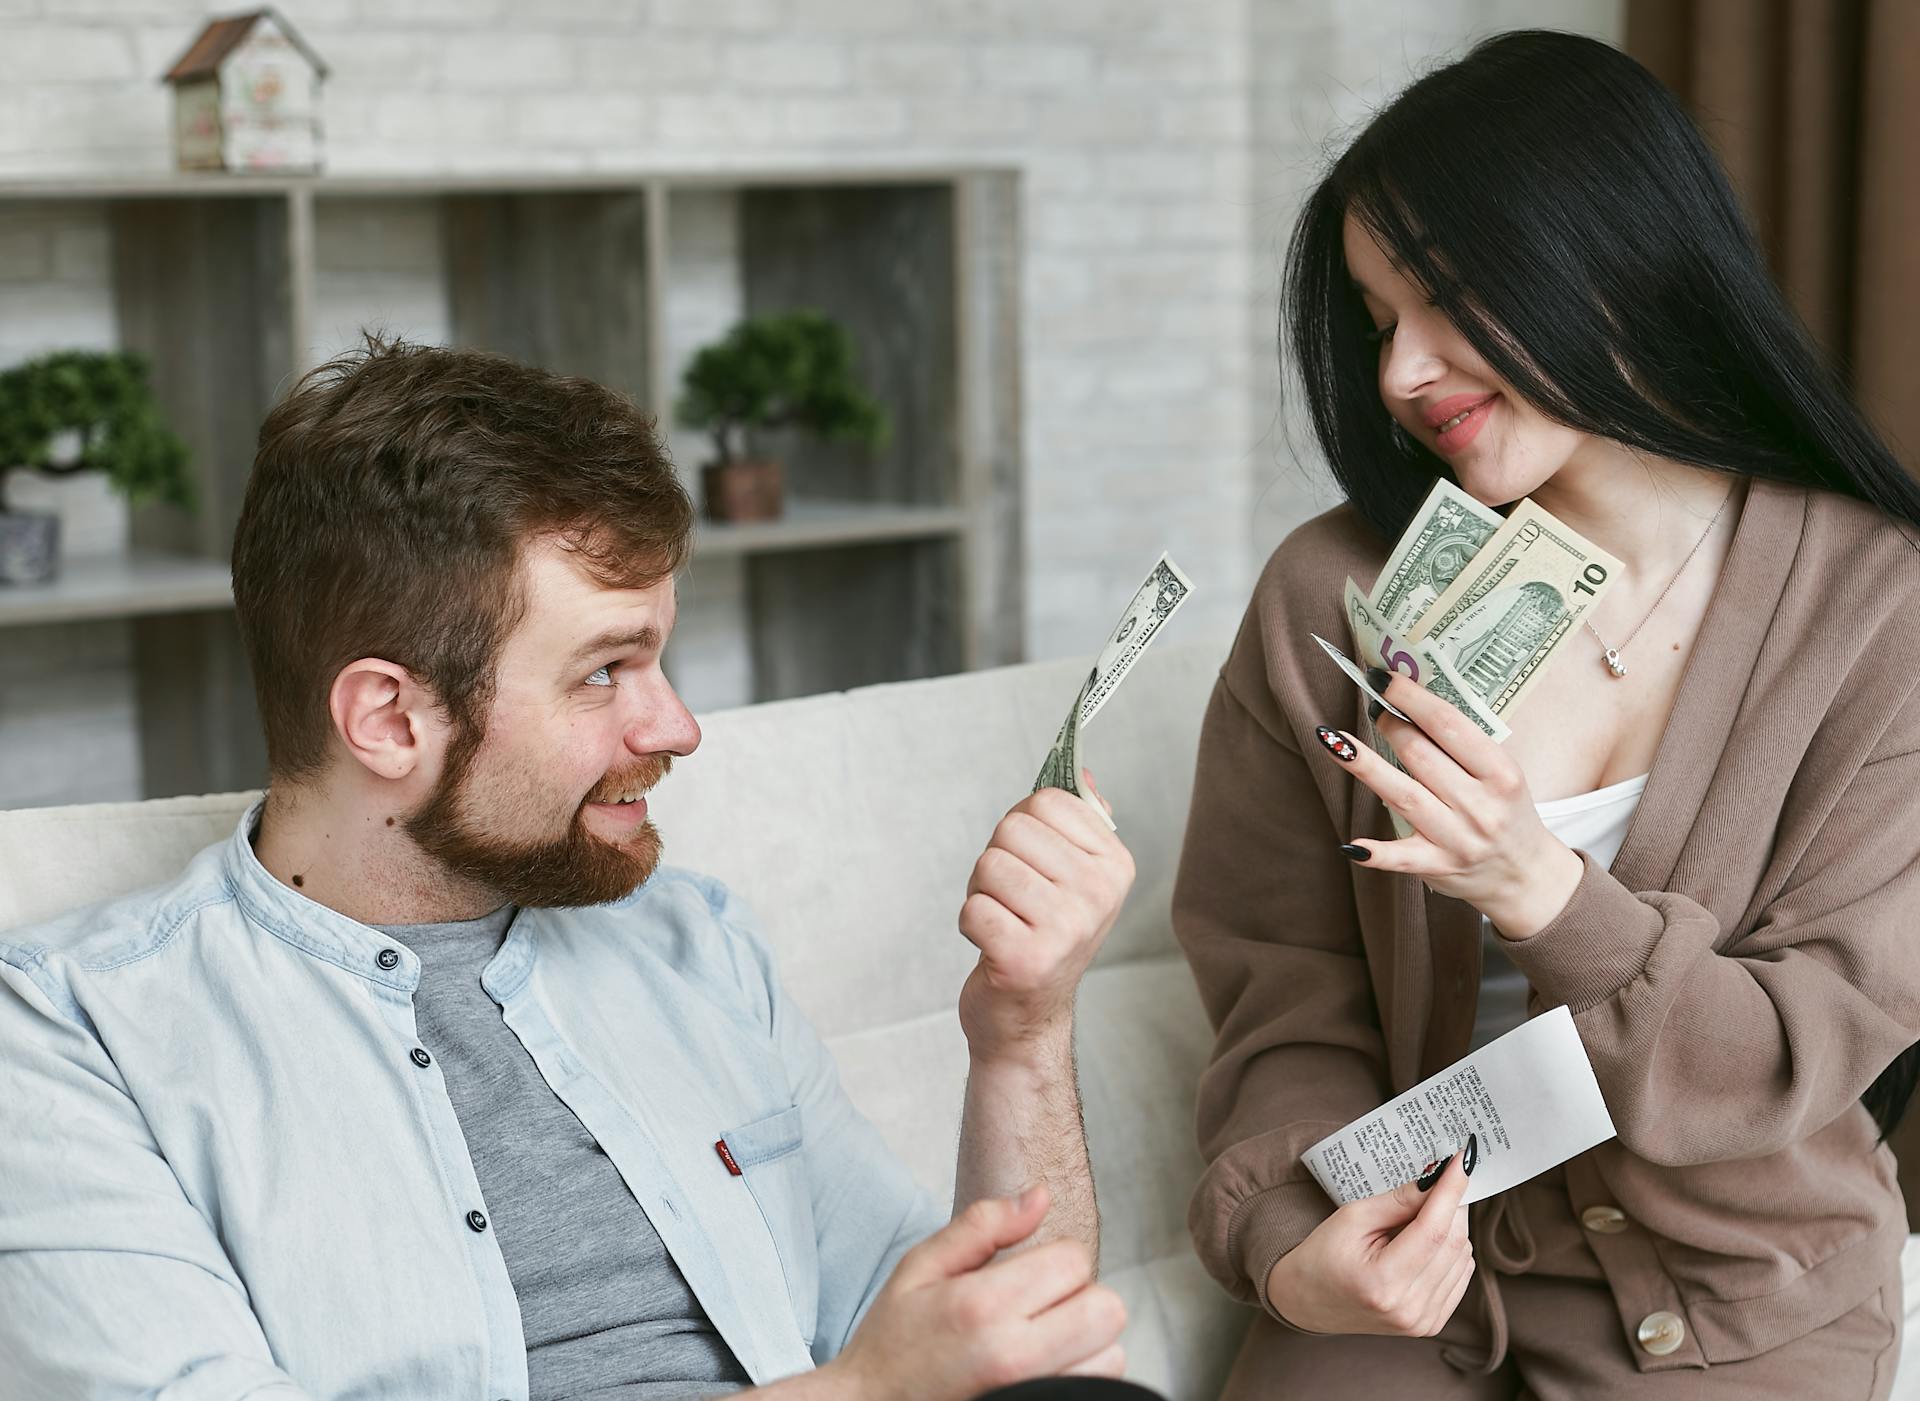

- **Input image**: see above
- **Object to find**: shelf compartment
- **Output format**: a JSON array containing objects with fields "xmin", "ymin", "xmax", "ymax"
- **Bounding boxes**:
[
  {"xmin": 695, "ymin": 499, "xmax": 965, "ymax": 557},
  {"xmin": 0, "ymin": 498, "xmax": 966, "ymax": 630},
  {"xmin": 0, "ymin": 550, "xmax": 233, "ymax": 628}
]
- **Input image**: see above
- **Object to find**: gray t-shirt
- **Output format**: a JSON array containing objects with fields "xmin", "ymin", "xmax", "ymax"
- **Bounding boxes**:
[{"xmin": 379, "ymin": 906, "xmax": 748, "ymax": 1400}]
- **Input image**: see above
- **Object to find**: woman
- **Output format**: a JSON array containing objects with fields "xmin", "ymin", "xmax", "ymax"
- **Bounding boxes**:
[{"xmin": 1176, "ymin": 29, "xmax": 1920, "ymax": 1399}]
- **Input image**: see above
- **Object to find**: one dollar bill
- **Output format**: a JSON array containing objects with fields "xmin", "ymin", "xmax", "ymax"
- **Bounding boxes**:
[
  {"xmin": 1034, "ymin": 553, "xmax": 1194, "ymax": 805},
  {"xmin": 1368, "ymin": 477, "xmax": 1505, "ymax": 633}
]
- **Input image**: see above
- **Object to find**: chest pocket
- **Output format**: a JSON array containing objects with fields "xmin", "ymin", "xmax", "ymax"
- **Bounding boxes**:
[{"xmin": 725, "ymin": 1104, "xmax": 819, "ymax": 1344}]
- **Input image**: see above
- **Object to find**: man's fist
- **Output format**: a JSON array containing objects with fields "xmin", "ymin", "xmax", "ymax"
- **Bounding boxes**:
[{"xmin": 958, "ymin": 773, "xmax": 1135, "ymax": 1058}]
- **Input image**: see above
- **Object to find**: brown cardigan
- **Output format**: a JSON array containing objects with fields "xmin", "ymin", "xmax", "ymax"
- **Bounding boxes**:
[{"xmin": 1176, "ymin": 475, "xmax": 1920, "ymax": 1371}]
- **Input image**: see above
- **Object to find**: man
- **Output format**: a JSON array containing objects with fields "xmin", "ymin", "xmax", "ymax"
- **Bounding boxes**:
[{"xmin": 0, "ymin": 340, "xmax": 1140, "ymax": 1400}]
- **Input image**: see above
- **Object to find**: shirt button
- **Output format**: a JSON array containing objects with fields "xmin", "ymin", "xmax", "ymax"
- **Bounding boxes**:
[
  {"xmin": 376, "ymin": 948, "xmax": 400, "ymax": 970},
  {"xmin": 466, "ymin": 1209, "xmax": 488, "ymax": 1233},
  {"xmin": 1637, "ymin": 1310, "xmax": 1686, "ymax": 1356},
  {"xmin": 409, "ymin": 1047, "xmax": 432, "ymax": 1068},
  {"xmin": 1581, "ymin": 1204, "xmax": 1629, "ymax": 1235}
]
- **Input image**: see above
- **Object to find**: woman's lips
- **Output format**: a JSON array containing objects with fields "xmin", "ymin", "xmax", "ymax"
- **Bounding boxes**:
[{"xmin": 1433, "ymin": 395, "xmax": 1497, "ymax": 454}]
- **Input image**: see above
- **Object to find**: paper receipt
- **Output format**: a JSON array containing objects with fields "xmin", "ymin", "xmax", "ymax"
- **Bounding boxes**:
[{"xmin": 1302, "ymin": 1006, "xmax": 1617, "ymax": 1206}]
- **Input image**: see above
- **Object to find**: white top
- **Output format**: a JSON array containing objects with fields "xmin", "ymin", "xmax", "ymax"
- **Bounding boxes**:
[{"xmin": 1467, "ymin": 772, "xmax": 1650, "ymax": 1051}]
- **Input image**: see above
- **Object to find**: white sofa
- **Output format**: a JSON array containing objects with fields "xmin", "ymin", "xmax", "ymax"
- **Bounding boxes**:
[{"xmin": 3, "ymin": 637, "xmax": 1917, "ymax": 1399}]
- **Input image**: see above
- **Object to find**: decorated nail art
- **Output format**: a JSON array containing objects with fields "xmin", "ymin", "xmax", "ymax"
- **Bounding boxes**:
[
  {"xmin": 1463, "ymin": 1132, "xmax": 1479, "ymax": 1176},
  {"xmin": 1417, "ymin": 1152, "xmax": 1455, "ymax": 1192},
  {"xmin": 1315, "ymin": 725, "xmax": 1358, "ymax": 762}
]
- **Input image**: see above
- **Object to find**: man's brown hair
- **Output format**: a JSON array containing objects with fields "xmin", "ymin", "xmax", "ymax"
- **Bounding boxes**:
[{"xmin": 232, "ymin": 336, "xmax": 694, "ymax": 782}]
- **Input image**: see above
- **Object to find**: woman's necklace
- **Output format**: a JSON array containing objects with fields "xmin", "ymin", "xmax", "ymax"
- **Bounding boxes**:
[{"xmin": 1584, "ymin": 482, "xmax": 1736, "ymax": 679}]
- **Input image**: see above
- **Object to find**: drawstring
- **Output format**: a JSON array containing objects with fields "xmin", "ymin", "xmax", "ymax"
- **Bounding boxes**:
[{"xmin": 1440, "ymin": 1190, "xmax": 1538, "ymax": 1375}]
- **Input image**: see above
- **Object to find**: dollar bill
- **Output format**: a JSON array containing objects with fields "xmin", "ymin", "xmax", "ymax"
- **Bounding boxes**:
[
  {"xmin": 1310, "ymin": 632, "xmax": 1412, "ymax": 724},
  {"xmin": 1033, "ymin": 667, "xmax": 1095, "ymax": 796},
  {"xmin": 1344, "ymin": 577, "xmax": 1510, "ymax": 743},
  {"xmin": 1368, "ymin": 478, "xmax": 1505, "ymax": 632},
  {"xmin": 1344, "ymin": 577, "xmax": 1514, "ymax": 840},
  {"xmin": 1033, "ymin": 552, "xmax": 1195, "ymax": 803},
  {"xmin": 1408, "ymin": 498, "xmax": 1621, "ymax": 720},
  {"xmin": 1076, "ymin": 553, "xmax": 1195, "ymax": 728},
  {"xmin": 1309, "ymin": 481, "xmax": 1619, "ymax": 840}
]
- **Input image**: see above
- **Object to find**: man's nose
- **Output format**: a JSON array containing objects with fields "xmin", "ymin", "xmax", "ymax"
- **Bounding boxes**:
[{"xmin": 628, "ymin": 681, "xmax": 700, "ymax": 758}]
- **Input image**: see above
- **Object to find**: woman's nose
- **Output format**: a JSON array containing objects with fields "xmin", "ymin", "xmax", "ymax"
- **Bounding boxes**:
[{"xmin": 1380, "ymin": 322, "xmax": 1446, "ymax": 403}]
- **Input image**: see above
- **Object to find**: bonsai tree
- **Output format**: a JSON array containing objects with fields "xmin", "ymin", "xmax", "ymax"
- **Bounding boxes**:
[
  {"xmin": 0, "ymin": 350, "xmax": 192, "ymax": 513},
  {"xmin": 676, "ymin": 309, "xmax": 889, "ymax": 466}
]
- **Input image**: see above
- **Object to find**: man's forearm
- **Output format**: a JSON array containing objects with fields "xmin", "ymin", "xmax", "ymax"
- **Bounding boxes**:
[{"xmin": 952, "ymin": 1026, "xmax": 1099, "ymax": 1270}]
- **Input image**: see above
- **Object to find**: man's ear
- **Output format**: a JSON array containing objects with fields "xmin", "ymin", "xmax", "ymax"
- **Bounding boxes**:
[{"xmin": 328, "ymin": 659, "xmax": 443, "ymax": 782}]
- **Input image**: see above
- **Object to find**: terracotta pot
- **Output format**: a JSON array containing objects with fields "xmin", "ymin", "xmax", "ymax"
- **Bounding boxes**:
[
  {"xmin": 702, "ymin": 458, "xmax": 785, "ymax": 523},
  {"xmin": 0, "ymin": 510, "xmax": 60, "ymax": 584}
]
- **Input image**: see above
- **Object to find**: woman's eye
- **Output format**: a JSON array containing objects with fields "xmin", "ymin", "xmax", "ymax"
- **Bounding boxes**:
[
  {"xmin": 1367, "ymin": 324, "xmax": 1396, "ymax": 345},
  {"xmin": 583, "ymin": 665, "xmax": 615, "ymax": 687}
]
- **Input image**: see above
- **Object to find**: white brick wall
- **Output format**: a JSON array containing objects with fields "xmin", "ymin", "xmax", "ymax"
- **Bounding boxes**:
[{"xmin": 0, "ymin": 0, "xmax": 1621, "ymax": 806}]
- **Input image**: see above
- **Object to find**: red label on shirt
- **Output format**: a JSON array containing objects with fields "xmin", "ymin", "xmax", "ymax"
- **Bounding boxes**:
[{"xmin": 715, "ymin": 1139, "xmax": 742, "ymax": 1176}]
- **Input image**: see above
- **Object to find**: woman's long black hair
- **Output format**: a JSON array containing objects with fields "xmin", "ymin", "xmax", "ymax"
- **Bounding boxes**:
[{"xmin": 1282, "ymin": 29, "xmax": 1920, "ymax": 1139}]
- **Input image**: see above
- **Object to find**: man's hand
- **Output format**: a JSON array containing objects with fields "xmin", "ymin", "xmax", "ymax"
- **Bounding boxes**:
[
  {"xmin": 824, "ymin": 1185, "xmax": 1127, "ymax": 1401},
  {"xmin": 957, "ymin": 772, "xmax": 1136, "ymax": 1061},
  {"xmin": 1265, "ymin": 1147, "xmax": 1475, "ymax": 1337}
]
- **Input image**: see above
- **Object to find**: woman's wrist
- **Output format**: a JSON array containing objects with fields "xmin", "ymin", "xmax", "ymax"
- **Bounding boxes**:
[
  {"xmin": 1264, "ymin": 1250, "xmax": 1306, "ymax": 1325},
  {"xmin": 1486, "ymin": 840, "xmax": 1585, "ymax": 941}
]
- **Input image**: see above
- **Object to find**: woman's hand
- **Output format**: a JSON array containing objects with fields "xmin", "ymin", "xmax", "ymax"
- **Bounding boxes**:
[
  {"xmin": 1313, "ymin": 673, "xmax": 1584, "ymax": 939},
  {"xmin": 1266, "ymin": 1145, "xmax": 1476, "ymax": 1336}
]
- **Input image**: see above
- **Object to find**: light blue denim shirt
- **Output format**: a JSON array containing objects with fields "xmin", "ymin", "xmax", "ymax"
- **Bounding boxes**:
[{"xmin": 0, "ymin": 799, "xmax": 944, "ymax": 1399}]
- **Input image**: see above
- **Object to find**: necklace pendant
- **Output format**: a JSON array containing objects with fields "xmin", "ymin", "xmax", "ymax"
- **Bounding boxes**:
[{"xmin": 1604, "ymin": 648, "xmax": 1627, "ymax": 678}]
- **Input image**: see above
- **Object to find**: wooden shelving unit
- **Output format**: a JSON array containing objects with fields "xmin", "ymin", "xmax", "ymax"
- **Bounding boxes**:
[{"xmin": 0, "ymin": 166, "xmax": 1023, "ymax": 799}]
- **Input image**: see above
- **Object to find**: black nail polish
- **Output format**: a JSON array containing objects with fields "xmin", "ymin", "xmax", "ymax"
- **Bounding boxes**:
[
  {"xmin": 1315, "ymin": 725, "xmax": 1358, "ymax": 762},
  {"xmin": 1416, "ymin": 1153, "xmax": 1454, "ymax": 1192},
  {"xmin": 1463, "ymin": 1133, "xmax": 1479, "ymax": 1177},
  {"xmin": 1364, "ymin": 668, "xmax": 1390, "ymax": 724},
  {"xmin": 1339, "ymin": 842, "xmax": 1370, "ymax": 862}
]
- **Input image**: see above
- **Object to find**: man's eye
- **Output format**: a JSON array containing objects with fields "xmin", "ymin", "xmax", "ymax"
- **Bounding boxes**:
[{"xmin": 583, "ymin": 665, "xmax": 615, "ymax": 687}]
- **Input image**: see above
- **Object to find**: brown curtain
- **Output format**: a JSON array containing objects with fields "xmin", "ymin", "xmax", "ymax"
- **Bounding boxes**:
[
  {"xmin": 1627, "ymin": 0, "xmax": 1919, "ymax": 471},
  {"xmin": 1631, "ymin": 2, "xmax": 1920, "ymax": 1225}
]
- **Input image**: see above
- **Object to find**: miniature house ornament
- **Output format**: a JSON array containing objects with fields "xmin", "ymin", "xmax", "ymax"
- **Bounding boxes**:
[{"xmin": 163, "ymin": 8, "xmax": 328, "ymax": 173}]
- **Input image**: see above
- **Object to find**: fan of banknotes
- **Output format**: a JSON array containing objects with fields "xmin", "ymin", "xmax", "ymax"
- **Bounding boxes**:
[
  {"xmin": 1311, "ymin": 480, "xmax": 1622, "ymax": 835},
  {"xmin": 1033, "ymin": 553, "xmax": 1194, "ymax": 824}
]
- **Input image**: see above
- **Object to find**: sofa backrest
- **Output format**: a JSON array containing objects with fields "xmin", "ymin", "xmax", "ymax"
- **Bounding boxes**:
[{"xmin": 0, "ymin": 635, "xmax": 1246, "ymax": 1399}]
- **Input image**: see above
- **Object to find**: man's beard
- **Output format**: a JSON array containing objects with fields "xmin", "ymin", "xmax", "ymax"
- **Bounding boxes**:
[{"xmin": 405, "ymin": 731, "xmax": 672, "ymax": 909}]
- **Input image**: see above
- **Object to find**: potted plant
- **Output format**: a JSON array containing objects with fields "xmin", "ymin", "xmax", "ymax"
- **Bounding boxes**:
[
  {"xmin": 676, "ymin": 309, "xmax": 889, "ymax": 523},
  {"xmin": 0, "ymin": 350, "xmax": 192, "ymax": 584}
]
